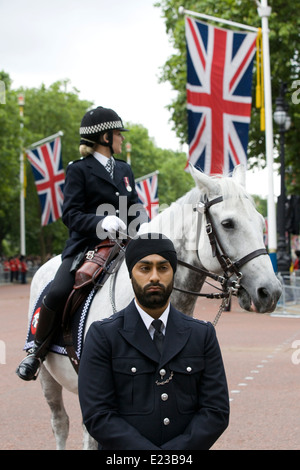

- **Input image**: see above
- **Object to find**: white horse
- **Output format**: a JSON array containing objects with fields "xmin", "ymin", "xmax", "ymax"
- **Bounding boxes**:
[{"xmin": 26, "ymin": 165, "xmax": 282, "ymax": 449}]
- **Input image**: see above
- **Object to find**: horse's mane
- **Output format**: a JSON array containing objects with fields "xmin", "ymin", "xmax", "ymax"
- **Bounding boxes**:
[
  {"xmin": 175, "ymin": 173, "xmax": 254, "ymax": 207},
  {"xmin": 148, "ymin": 171, "xmax": 258, "ymax": 241}
]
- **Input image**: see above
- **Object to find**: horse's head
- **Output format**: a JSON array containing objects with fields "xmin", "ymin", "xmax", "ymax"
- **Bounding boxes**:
[{"xmin": 189, "ymin": 164, "xmax": 282, "ymax": 313}]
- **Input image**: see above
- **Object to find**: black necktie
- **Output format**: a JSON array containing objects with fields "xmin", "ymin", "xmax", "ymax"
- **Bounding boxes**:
[
  {"xmin": 152, "ymin": 319, "xmax": 164, "ymax": 354},
  {"xmin": 105, "ymin": 158, "xmax": 114, "ymax": 179}
]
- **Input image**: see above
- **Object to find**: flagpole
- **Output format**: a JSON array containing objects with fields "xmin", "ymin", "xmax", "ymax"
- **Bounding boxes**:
[
  {"xmin": 178, "ymin": 6, "xmax": 258, "ymax": 32},
  {"xmin": 27, "ymin": 131, "xmax": 64, "ymax": 150},
  {"xmin": 20, "ymin": 150, "xmax": 26, "ymax": 255},
  {"xmin": 179, "ymin": 4, "xmax": 277, "ymax": 270},
  {"xmin": 257, "ymin": 0, "xmax": 277, "ymax": 271},
  {"xmin": 135, "ymin": 170, "xmax": 159, "ymax": 183},
  {"xmin": 18, "ymin": 94, "xmax": 26, "ymax": 256}
]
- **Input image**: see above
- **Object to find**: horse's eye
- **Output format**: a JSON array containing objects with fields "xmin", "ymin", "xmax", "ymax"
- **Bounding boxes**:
[{"xmin": 221, "ymin": 219, "xmax": 234, "ymax": 229}]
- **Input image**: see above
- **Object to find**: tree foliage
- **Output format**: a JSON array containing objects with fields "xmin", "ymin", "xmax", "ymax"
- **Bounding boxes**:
[
  {"xmin": 0, "ymin": 72, "xmax": 21, "ymax": 253},
  {"xmin": 118, "ymin": 123, "xmax": 193, "ymax": 206},
  {"xmin": 0, "ymin": 73, "xmax": 193, "ymax": 258},
  {"xmin": 155, "ymin": 0, "xmax": 300, "ymax": 193}
]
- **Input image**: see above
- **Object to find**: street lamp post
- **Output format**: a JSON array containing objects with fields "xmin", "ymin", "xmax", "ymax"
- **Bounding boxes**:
[{"xmin": 273, "ymin": 83, "xmax": 291, "ymax": 273}]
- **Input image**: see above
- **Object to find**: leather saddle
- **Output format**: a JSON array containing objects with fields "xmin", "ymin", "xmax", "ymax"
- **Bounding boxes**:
[{"xmin": 61, "ymin": 238, "xmax": 127, "ymax": 372}]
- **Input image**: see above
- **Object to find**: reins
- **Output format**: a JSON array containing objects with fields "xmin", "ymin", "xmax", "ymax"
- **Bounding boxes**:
[
  {"xmin": 177, "ymin": 195, "xmax": 268, "ymax": 325},
  {"xmin": 173, "ymin": 258, "xmax": 241, "ymax": 327}
]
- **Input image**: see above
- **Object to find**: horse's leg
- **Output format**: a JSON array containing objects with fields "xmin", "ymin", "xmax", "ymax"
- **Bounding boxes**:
[
  {"xmin": 39, "ymin": 365, "xmax": 69, "ymax": 450},
  {"xmin": 82, "ymin": 424, "xmax": 98, "ymax": 450}
]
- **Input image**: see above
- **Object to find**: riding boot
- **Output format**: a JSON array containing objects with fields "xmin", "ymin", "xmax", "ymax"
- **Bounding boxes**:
[{"xmin": 16, "ymin": 299, "xmax": 58, "ymax": 381}]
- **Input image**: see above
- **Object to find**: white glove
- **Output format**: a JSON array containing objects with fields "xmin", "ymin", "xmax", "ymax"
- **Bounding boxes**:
[{"xmin": 101, "ymin": 215, "xmax": 127, "ymax": 233}]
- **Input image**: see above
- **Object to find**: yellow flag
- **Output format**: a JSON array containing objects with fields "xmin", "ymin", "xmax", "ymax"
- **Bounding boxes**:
[{"xmin": 256, "ymin": 28, "xmax": 265, "ymax": 131}]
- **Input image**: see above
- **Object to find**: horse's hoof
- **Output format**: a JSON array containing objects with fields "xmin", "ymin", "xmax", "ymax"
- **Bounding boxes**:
[{"xmin": 16, "ymin": 354, "xmax": 41, "ymax": 381}]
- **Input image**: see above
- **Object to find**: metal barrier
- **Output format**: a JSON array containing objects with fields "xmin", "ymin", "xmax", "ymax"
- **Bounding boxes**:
[
  {"xmin": 1, "ymin": 264, "xmax": 300, "ymax": 319},
  {"xmin": 272, "ymin": 272, "xmax": 300, "ymax": 318}
]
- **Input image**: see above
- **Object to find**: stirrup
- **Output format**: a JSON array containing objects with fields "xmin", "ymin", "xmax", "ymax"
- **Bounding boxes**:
[{"xmin": 16, "ymin": 352, "xmax": 43, "ymax": 381}]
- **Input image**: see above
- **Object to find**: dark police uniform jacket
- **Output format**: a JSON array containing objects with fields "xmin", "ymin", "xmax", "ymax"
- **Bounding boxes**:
[
  {"xmin": 78, "ymin": 300, "xmax": 230, "ymax": 450},
  {"xmin": 61, "ymin": 155, "xmax": 148, "ymax": 259}
]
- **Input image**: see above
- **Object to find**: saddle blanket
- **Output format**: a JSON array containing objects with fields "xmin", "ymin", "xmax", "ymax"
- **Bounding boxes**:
[{"xmin": 23, "ymin": 281, "xmax": 97, "ymax": 359}]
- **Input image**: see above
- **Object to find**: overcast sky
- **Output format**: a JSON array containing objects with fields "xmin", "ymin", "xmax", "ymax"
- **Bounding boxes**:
[
  {"xmin": 1, "ymin": 0, "xmax": 179, "ymax": 148},
  {"xmin": 0, "ymin": 0, "xmax": 279, "ymax": 197}
]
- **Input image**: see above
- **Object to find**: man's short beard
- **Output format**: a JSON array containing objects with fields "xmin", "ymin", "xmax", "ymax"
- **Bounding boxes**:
[{"xmin": 131, "ymin": 276, "xmax": 173, "ymax": 310}]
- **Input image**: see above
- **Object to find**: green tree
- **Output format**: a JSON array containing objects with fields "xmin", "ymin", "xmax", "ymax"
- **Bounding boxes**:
[
  {"xmin": 119, "ymin": 123, "xmax": 193, "ymax": 206},
  {"xmin": 21, "ymin": 80, "xmax": 92, "ymax": 259},
  {"xmin": 155, "ymin": 0, "xmax": 300, "ymax": 192},
  {"xmin": 253, "ymin": 194, "xmax": 267, "ymax": 218},
  {"xmin": 0, "ymin": 71, "xmax": 22, "ymax": 255},
  {"xmin": 0, "ymin": 76, "xmax": 92, "ymax": 259},
  {"xmin": 0, "ymin": 75, "xmax": 194, "ymax": 258}
]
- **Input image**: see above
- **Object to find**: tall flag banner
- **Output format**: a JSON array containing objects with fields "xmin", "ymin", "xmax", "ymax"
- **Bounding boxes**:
[
  {"xmin": 26, "ymin": 136, "xmax": 65, "ymax": 226},
  {"xmin": 255, "ymin": 28, "xmax": 265, "ymax": 131},
  {"xmin": 135, "ymin": 172, "xmax": 159, "ymax": 220},
  {"xmin": 185, "ymin": 16, "xmax": 257, "ymax": 175}
]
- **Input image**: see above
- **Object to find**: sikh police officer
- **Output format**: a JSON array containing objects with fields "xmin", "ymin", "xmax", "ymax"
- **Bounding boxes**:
[{"xmin": 78, "ymin": 233, "xmax": 229, "ymax": 450}]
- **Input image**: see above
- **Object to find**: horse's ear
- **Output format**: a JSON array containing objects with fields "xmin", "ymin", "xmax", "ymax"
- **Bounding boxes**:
[
  {"xmin": 232, "ymin": 164, "xmax": 246, "ymax": 187},
  {"xmin": 188, "ymin": 163, "xmax": 220, "ymax": 195}
]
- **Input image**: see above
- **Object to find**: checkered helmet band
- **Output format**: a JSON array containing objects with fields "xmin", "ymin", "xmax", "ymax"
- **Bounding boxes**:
[
  {"xmin": 80, "ymin": 120, "xmax": 124, "ymax": 135},
  {"xmin": 79, "ymin": 106, "xmax": 128, "ymax": 140}
]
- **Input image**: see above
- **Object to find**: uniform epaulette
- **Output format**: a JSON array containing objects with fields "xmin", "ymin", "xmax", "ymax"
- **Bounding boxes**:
[
  {"xmin": 114, "ymin": 157, "xmax": 128, "ymax": 165},
  {"xmin": 68, "ymin": 157, "xmax": 84, "ymax": 165}
]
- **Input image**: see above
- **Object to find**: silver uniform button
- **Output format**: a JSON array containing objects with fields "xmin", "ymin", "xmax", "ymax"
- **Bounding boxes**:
[
  {"xmin": 186, "ymin": 366, "xmax": 192, "ymax": 373},
  {"xmin": 131, "ymin": 367, "xmax": 137, "ymax": 373},
  {"xmin": 163, "ymin": 418, "xmax": 170, "ymax": 426},
  {"xmin": 159, "ymin": 368, "xmax": 166, "ymax": 377},
  {"xmin": 115, "ymin": 192, "xmax": 120, "ymax": 196},
  {"xmin": 161, "ymin": 393, "xmax": 168, "ymax": 401}
]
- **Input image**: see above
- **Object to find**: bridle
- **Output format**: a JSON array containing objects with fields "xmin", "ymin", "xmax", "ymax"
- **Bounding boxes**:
[
  {"xmin": 174, "ymin": 195, "xmax": 268, "ymax": 325},
  {"xmin": 113, "ymin": 197, "xmax": 268, "ymax": 325},
  {"xmin": 197, "ymin": 195, "xmax": 267, "ymax": 276}
]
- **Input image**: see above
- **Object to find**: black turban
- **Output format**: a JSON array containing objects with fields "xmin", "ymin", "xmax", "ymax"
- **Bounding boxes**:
[{"xmin": 125, "ymin": 233, "xmax": 177, "ymax": 278}]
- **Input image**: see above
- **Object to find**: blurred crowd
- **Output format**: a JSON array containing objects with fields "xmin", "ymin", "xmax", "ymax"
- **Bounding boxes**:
[{"xmin": 0, "ymin": 255, "xmax": 43, "ymax": 284}]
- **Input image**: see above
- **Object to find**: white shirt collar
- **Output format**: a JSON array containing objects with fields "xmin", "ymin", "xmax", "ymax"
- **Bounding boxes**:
[
  {"xmin": 93, "ymin": 151, "xmax": 114, "ymax": 167},
  {"xmin": 134, "ymin": 299, "xmax": 170, "ymax": 338}
]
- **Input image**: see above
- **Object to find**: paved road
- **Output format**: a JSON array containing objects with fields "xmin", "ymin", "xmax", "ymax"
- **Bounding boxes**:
[{"xmin": 1, "ymin": 282, "xmax": 300, "ymax": 450}]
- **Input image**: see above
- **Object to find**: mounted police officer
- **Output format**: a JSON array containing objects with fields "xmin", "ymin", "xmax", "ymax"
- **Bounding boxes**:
[
  {"xmin": 78, "ymin": 233, "xmax": 229, "ymax": 450},
  {"xmin": 16, "ymin": 106, "xmax": 148, "ymax": 381}
]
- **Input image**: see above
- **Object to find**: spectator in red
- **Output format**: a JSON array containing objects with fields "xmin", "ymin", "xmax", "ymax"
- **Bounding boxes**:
[
  {"xmin": 9, "ymin": 257, "xmax": 17, "ymax": 282},
  {"xmin": 15, "ymin": 256, "xmax": 21, "ymax": 282},
  {"xmin": 19, "ymin": 256, "xmax": 28, "ymax": 284},
  {"xmin": 294, "ymin": 250, "xmax": 300, "ymax": 271}
]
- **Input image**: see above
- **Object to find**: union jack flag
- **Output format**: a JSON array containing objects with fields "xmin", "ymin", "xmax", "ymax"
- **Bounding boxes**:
[
  {"xmin": 135, "ymin": 172, "xmax": 159, "ymax": 220},
  {"xmin": 26, "ymin": 136, "xmax": 65, "ymax": 226},
  {"xmin": 185, "ymin": 16, "xmax": 257, "ymax": 175}
]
